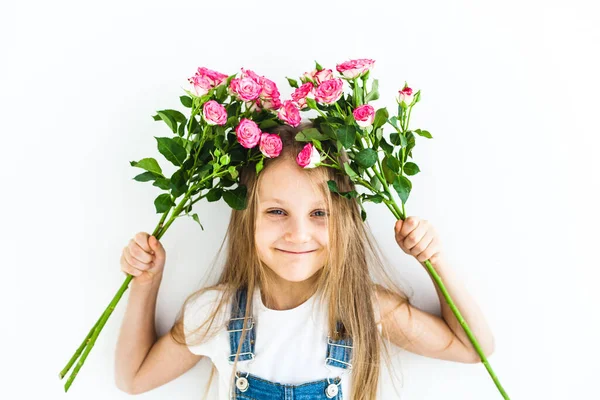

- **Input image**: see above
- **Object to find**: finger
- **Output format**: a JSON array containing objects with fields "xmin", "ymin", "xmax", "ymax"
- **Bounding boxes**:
[
  {"xmin": 399, "ymin": 216, "xmax": 420, "ymax": 239},
  {"xmin": 148, "ymin": 235, "xmax": 164, "ymax": 258},
  {"xmin": 412, "ymin": 232, "xmax": 435, "ymax": 260},
  {"xmin": 124, "ymin": 246, "xmax": 152, "ymax": 271},
  {"xmin": 402, "ymin": 221, "xmax": 427, "ymax": 250},
  {"xmin": 416, "ymin": 236, "xmax": 439, "ymax": 262},
  {"xmin": 134, "ymin": 232, "xmax": 152, "ymax": 254},
  {"xmin": 128, "ymin": 238, "xmax": 154, "ymax": 264},
  {"xmin": 121, "ymin": 251, "xmax": 143, "ymax": 276}
]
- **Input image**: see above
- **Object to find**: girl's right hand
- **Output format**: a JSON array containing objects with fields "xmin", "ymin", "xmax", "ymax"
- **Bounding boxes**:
[{"xmin": 120, "ymin": 232, "xmax": 166, "ymax": 285}]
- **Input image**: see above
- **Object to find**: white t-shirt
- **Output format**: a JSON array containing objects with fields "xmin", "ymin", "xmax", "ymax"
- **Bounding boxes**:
[{"xmin": 183, "ymin": 286, "xmax": 382, "ymax": 399}]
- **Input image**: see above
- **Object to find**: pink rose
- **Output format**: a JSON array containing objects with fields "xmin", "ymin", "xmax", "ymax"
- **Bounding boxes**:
[
  {"xmin": 257, "ymin": 77, "xmax": 282, "ymax": 110},
  {"xmin": 229, "ymin": 76, "xmax": 262, "ymax": 101},
  {"xmin": 352, "ymin": 104, "xmax": 375, "ymax": 128},
  {"xmin": 291, "ymin": 82, "xmax": 314, "ymax": 109},
  {"xmin": 259, "ymin": 77, "xmax": 280, "ymax": 99},
  {"xmin": 235, "ymin": 118, "xmax": 262, "ymax": 148},
  {"xmin": 259, "ymin": 133, "xmax": 283, "ymax": 158},
  {"xmin": 336, "ymin": 58, "xmax": 375, "ymax": 79},
  {"xmin": 188, "ymin": 67, "xmax": 228, "ymax": 96},
  {"xmin": 277, "ymin": 100, "xmax": 301, "ymax": 127},
  {"xmin": 396, "ymin": 85, "xmax": 414, "ymax": 106},
  {"xmin": 303, "ymin": 68, "xmax": 333, "ymax": 85},
  {"xmin": 296, "ymin": 143, "xmax": 321, "ymax": 169},
  {"xmin": 240, "ymin": 68, "xmax": 262, "ymax": 84},
  {"xmin": 259, "ymin": 96, "xmax": 282, "ymax": 110},
  {"xmin": 314, "ymin": 78, "xmax": 344, "ymax": 104},
  {"xmin": 202, "ymin": 100, "xmax": 228, "ymax": 126}
]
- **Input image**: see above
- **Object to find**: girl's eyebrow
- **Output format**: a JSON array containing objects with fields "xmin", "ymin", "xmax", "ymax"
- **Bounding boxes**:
[{"xmin": 263, "ymin": 198, "xmax": 326, "ymax": 207}]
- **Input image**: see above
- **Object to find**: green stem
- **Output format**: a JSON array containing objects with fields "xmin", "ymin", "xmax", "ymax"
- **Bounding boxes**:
[
  {"xmin": 334, "ymin": 102, "xmax": 345, "ymax": 118},
  {"xmin": 59, "ymin": 167, "xmax": 226, "ymax": 391},
  {"xmin": 422, "ymin": 258, "xmax": 510, "ymax": 399}
]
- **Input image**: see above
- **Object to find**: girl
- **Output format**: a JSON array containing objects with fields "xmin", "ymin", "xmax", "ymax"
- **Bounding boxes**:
[{"xmin": 115, "ymin": 122, "xmax": 495, "ymax": 399}]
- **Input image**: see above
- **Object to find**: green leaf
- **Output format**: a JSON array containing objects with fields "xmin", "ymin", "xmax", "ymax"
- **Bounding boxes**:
[
  {"xmin": 373, "ymin": 108, "xmax": 389, "ymax": 130},
  {"xmin": 381, "ymin": 156, "xmax": 395, "ymax": 184},
  {"xmin": 343, "ymin": 162, "xmax": 358, "ymax": 179},
  {"xmin": 386, "ymin": 156, "xmax": 400, "ymax": 173},
  {"xmin": 363, "ymin": 193, "xmax": 384, "ymax": 203},
  {"xmin": 413, "ymin": 90, "xmax": 421, "ymax": 105},
  {"xmin": 393, "ymin": 175, "xmax": 412, "ymax": 204},
  {"xmin": 169, "ymin": 168, "xmax": 188, "ymax": 198},
  {"xmin": 306, "ymin": 97, "xmax": 318, "ymax": 110},
  {"xmin": 223, "ymin": 185, "xmax": 247, "ymax": 210},
  {"xmin": 389, "ymin": 132, "xmax": 407, "ymax": 147},
  {"xmin": 369, "ymin": 174, "xmax": 382, "ymax": 191},
  {"xmin": 154, "ymin": 193, "xmax": 175, "ymax": 213},
  {"xmin": 403, "ymin": 161, "xmax": 420, "ymax": 175},
  {"xmin": 180, "ymin": 95, "xmax": 193, "ymax": 108},
  {"xmin": 379, "ymin": 137, "xmax": 393, "ymax": 155},
  {"xmin": 356, "ymin": 148, "xmax": 378, "ymax": 168},
  {"xmin": 336, "ymin": 125, "xmax": 356, "ymax": 149},
  {"xmin": 215, "ymin": 84, "xmax": 228, "ymax": 101},
  {"xmin": 364, "ymin": 79, "xmax": 379, "ymax": 103},
  {"xmin": 177, "ymin": 120, "xmax": 186, "ymax": 137},
  {"xmin": 315, "ymin": 60, "xmax": 323, "ymax": 70},
  {"xmin": 154, "ymin": 111, "xmax": 176, "ymax": 133},
  {"xmin": 133, "ymin": 171, "xmax": 158, "ymax": 182},
  {"xmin": 286, "ymin": 77, "xmax": 299, "ymax": 88},
  {"xmin": 259, "ymin": 119, "xmax": 280, "ymax": 130},
  {"xmin": 130, "ymin": 158, "xmax": 163, "ymax": 176},
  {"xmin": 320, "ymin": 124, "xmax": 337, "ymax": 141},
  {"xmin": 206, "ymin": 187, "xmax": 222, "ymax": 202},
  {"xmin": 361, "ymin": 209, "xmax": 367, "ymax": 222},
  {"xmin": 152, "ymin": 177, "xmax": 170, "ymax": 190},
  {"xmin": 159, "ymin": 109, "xmax": 187, "ymax": 126},
  {"xmin": 414, "ymin": 129, "xmax": 433, "ymax": 138},
  {"xmin": 296, "ymin": 128, "xmax": 329, "ymax": 142},
  {"xmin": 156, "ymin": 137, "xmax": 187, "ymax": 167},
  {"xmin": 389, "ymin": 116, "xmax": 400, "ymax": 129},
  {"xmin": 191, "ymin": 213, "xmax": 204, "ymax": 231},
  {"xmin": 328, "ymin": 180, "xmax": 358, "ymax": 199},
  {"xmin": 327, "ymin": 180, "xmax": 340, "ymax": 193}
]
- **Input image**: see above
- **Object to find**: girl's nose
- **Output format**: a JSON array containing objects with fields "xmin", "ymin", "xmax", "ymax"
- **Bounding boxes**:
[{"xmin": 283, "ymin": 217, "xmax": 311, "ymax": 243}]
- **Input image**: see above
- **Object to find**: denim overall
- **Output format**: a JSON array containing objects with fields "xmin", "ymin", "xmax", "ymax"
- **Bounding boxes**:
[{"xmin": 227, "ymin": 287, "xmax": 353, "ymax": 399}]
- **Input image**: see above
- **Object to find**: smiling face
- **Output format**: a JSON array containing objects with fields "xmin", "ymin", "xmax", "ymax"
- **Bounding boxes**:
[{"xmin": 254, "ymin": 156, "xmax": 330, "ymax": 284}]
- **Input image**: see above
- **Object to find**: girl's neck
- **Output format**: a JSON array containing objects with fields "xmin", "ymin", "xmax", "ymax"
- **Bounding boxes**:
[{"xmin": 260, "ymin": 274, "xmax": 319, "ymax": 310}]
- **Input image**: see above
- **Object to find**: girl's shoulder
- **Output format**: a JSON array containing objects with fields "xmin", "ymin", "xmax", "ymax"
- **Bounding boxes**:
[{"xmin": 182, "ymin": 284, "xmax": 231, "ymax": 346}]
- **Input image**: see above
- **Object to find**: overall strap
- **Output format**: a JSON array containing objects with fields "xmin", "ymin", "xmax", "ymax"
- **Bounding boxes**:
[
  {"xmin": 227, "ymin": 287, "xmax": 256, "ymax": 363},
  {"xmin": 326, "ymin": 320, "xmax": 353, "ymax": 369}
]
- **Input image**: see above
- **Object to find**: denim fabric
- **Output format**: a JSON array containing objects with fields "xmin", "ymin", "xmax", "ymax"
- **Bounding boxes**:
[
  {"xmin": 234, "ymin": 373, "xmax": 343, "ymax": 400},
  {"xmin": 228, "ymin": 287, "xmax": 352, "ymax": 400},
  {"xmin": 227, "ymin": 288, "xmax": 256, "ymax": 362}
]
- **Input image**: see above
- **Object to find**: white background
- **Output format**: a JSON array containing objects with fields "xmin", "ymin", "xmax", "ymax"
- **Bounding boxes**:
[{"xmin": 2, "ymin": 0, "xmax": 599, "ymax": 399}]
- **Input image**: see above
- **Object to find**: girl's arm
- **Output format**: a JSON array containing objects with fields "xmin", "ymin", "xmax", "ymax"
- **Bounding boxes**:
[
  {"xmin": 114, "ymin": 275, "xmax": 203, "ymax": 393},
  {"xmin": 423, "ymin": 255, "xmax": 495, "ymax": 358},
  {"xmin": 376, "ymin": 216, "xmax": 495, "ymax": 363}
]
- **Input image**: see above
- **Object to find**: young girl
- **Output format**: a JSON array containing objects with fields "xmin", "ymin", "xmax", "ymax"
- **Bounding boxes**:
[{"xmin": 115, "ymin": 122, "xmax": 495, "ymax": 399}]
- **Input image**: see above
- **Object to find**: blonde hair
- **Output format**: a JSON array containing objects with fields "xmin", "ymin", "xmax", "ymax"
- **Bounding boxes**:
[{"xmin": 170, "ymin": 121, "xmax": 414, "ymax": 399}]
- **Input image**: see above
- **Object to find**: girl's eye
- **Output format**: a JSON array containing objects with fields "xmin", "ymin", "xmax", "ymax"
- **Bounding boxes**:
[{"xmin": 266, "ymin": 209, "xmax": 329, "ymax": 217}]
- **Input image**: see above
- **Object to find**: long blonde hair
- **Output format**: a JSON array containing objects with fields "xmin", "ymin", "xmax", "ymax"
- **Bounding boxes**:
[{"xmin": 170, "ymin": 121, "xmax": 414, "ymax": 399}]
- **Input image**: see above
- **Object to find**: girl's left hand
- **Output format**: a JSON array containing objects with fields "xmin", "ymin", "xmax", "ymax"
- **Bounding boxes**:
[{"xmin": 394, "ymin": 216, "xmax": 444, "ymax": 264}]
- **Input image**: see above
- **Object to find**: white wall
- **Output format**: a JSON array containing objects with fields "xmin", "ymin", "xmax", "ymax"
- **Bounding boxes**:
[{"xmin": 2, "ymin": 0, "xmax": 599, "ymax": 399}]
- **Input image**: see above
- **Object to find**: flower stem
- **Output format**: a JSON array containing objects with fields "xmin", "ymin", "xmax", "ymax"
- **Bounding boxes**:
[
  {"xmin": 421, "ymin": 258, "xmax": 510, "ymax": 399},
  {"xmin": 59, "ymin": 171, "xmax": 217, "ymax": 391}
]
